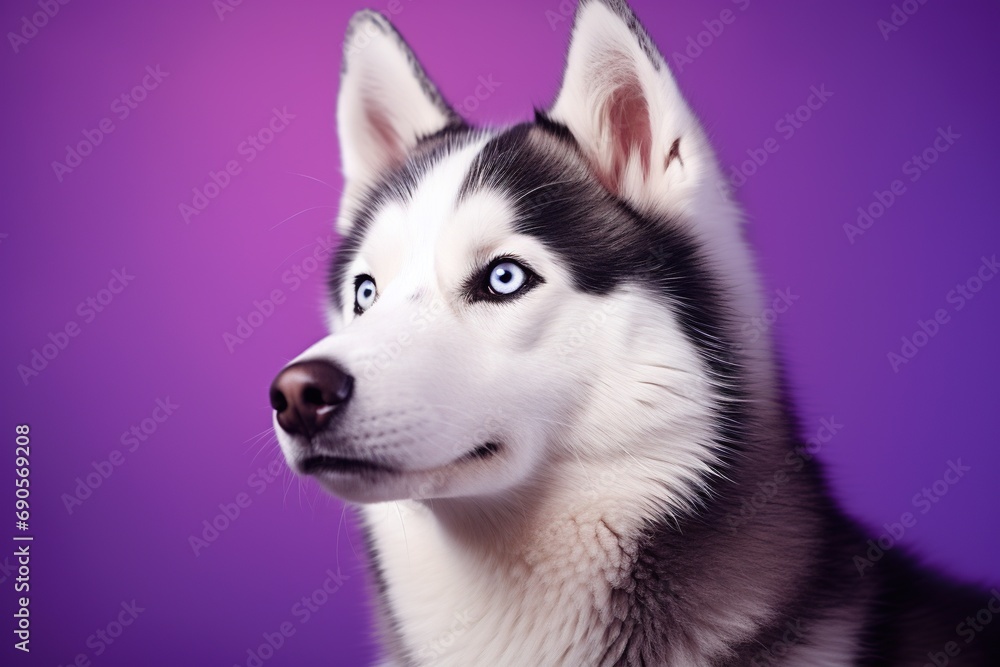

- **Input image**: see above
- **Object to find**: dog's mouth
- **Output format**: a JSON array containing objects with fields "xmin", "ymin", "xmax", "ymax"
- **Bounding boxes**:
[
  {"xmin": 300, "ymin": 455, "xmax": 396, "ymax": 476},
  {"xmin": 298, "ymin": 442, "xmax": 503, "ymax": 477},
  {"xmin": 463, "ymin": 441, "xmax": 502, "ymax": 461}
]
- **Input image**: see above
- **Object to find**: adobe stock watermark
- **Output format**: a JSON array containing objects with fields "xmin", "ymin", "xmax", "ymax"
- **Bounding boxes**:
[
  {"xmin": 0, "ymin": 557, "xmax": 16, "ymax": 586},
  {"xmin": 923, "ymin": 589, "xmax": 1000, "ymax": 666},
  {"xmin": 7, "ymin": 0, "xmax": 72, "ymax": 54},
  {"xmin": 187, "ymin": 456, "xmax": 286, "ymax": 556},
  {"xmin": 725, "ymin": 416, "xmax": 844, "ymax": 534},
  {"xmin": 877, "ymin": 0, "xmax": 932, "ymax": 41},
  {"xmin": 61, "ymin": 397, "xmax": 180, "ymax": 515},
  {"xmin": 222, "ymin": 233, "xmax": 334, "ymax": 353},
  {"xmin": 669, "ymin": 0, "xmax": 752, "ymax": 73},
  {"xmin": 56, "ymin": 600, "xmax": 145, "ymax": 667},
  {"xmin": 51, "ymin": 66, "xmax": 170, "ymax": 182},
  {"xmin": 853, "ymin": 459, "xmax": 970, "ymax": 576},
  {"xmin": 344, "ymin": 0, "xmax": 418, "ymax": 57},
  {"xmin": 544, "ymin": 0, "xmax": 574, "ymax": 31},
  {"xmin": 844, "ymin": 126, "xmax": 960, "ymax": 244},
  {"xmin": 556, "ymin": 301, "xmax": 620, "ymax": 357},
  {"xmin": 213, "ymin": 0, "xmax": 248, "ymax": 21},
  {"xmin": 720, "ymin": 84, "xmax": 834, "ymax": 198},
  {"xmin": 452, "ymin": 75, "xmax": 502, "ymax": 116},
  {"xmin": 414, "ymin": 607, "xmax": 476, "ymax": 662},
  {"xmin": 887, "ymin": 254, "xmax": 997, "ymax": 373},
  {"xmin": 562, "ymin": 458, "xmax": 635, "ymax": 518},
  {"xmin": 179, "ymin": 106, "xmax": 296, "ymax": 224},
  {"xmin": 545, "ymin": 0, "xmax": 753, "ymax": 41},
  {"xmin": 16, "ymin": 267, "xmax": 136, "ymax": 386},
  {"xmin": 735, "ymin": 287, "xmax": 799, "ymax": 351},
  {"xmin": 748, "ymin": 619, "xmax": 807, "ymax": 666},
  {"xmin": 232, "ymin": 568, "xmax": 349, "ymax": 667}
]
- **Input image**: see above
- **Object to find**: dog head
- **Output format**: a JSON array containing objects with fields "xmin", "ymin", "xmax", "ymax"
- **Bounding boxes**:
[{"xmin": 271, "ymin": 0, "xmax": 767, "ymax": 511}]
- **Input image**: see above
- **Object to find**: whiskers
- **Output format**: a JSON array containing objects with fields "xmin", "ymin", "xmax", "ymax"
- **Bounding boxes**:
[
  {"xmin": 268, "ymin": 204, "xmax": 337, "ymax": 231},
  {"xmin": 244, "ymin": 426, "xmax": 280, "ymax": 464},
  {"xmin": 268, "ymin": 170, "xmax": 342, "ymax": 231}
]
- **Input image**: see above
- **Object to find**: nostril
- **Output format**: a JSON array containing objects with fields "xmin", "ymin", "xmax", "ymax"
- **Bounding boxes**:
[
  {"xmin": 302, "ymin": 385, "xmax": 325, "ymax": 406},
  {"xmin": 270, "ymin": 387, "xmax": 289, "ymax": 413}
]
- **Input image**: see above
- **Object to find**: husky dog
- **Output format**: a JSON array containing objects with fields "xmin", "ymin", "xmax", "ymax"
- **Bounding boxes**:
[{"xmin": 269, "ymin": 1, "xmax": 999, "ymax": 664}]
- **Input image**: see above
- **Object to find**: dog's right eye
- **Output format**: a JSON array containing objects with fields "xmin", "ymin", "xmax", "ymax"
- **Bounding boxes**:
[
  {"xmin": 465, "ymin": 256, "xmax": 542, "ymax": 303},
  {"xmin": 354, "ymin": 275, "xmax": 377, "ymax": 315},
  {"xmin": 489, "ymin": 261, "xmax": 526, "ymax": 295}
]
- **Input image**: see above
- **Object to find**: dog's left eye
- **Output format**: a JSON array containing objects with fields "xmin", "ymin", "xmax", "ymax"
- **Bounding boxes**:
[{"xmin": 354, "ymin": 275, "xmax": 377, "ymax": 314}]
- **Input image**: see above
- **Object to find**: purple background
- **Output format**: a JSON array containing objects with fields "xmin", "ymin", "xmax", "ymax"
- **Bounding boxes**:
[{"xmin": 2, "ymin": 0, "xmax": 998, "ymax": 664}]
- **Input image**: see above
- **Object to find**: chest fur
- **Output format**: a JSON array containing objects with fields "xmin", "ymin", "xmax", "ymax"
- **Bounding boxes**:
[{"xmin": 363, "ymin": 501, "xmax": 640, "ymax": 666}]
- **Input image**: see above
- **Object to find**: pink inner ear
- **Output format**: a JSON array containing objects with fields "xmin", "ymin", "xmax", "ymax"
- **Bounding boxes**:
[
  {"xmin": 364, "ymin": 102, "xmax": 406, "ymax": 172},
  {"xmin": 601, "ymin": 76, "xmax": 652, "ymax": 193}
]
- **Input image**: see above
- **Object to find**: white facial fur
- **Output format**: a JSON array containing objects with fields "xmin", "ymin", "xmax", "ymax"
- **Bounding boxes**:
[{"xmin": 278, "ymin": 129, "xmax": 723, "ymax": 514}]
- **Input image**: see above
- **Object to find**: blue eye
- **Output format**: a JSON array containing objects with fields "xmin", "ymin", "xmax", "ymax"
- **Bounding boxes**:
[
  {"xmin": 354, "ymin": 276, "xmax": 376, "ymax": 313},
  {"xmin": 488, "ymin": 261, "xmax": 526, "ymax": 295}
]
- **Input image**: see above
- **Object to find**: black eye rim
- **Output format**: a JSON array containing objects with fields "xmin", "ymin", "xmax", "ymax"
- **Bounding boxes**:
[
  {"xmin": 353, "ymin": 274, "xmax": 377, "ymax": 315},
  {"xmin": 465, "ymin": 255, "xmax": 544, "ymax": 303}
]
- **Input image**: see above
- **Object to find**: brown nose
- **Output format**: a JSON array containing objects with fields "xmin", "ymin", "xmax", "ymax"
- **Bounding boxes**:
[{"xmin": 269, "ymin": 360, "xmax": 353, "ymax": 437}]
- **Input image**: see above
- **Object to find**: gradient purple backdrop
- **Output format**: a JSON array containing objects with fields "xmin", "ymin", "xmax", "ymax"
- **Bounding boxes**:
[{"xmin": 2, "ymin": 0, "xmax": 999, "ymax": 665}]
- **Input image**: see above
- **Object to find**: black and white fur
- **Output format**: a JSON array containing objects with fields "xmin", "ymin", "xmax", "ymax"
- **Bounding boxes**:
[{"xmin": 271, "ymin": 1, "xmax": 1000, "ymax": 664}]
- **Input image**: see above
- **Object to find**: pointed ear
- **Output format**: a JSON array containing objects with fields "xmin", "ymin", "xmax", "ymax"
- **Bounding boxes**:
[
  {"xmin": 337, "ymin": 11, "xmax": 460, "ymax": 209},
  {"xmin": 549, "ymin": 0, "xmax": 714, "ymax": 210}
]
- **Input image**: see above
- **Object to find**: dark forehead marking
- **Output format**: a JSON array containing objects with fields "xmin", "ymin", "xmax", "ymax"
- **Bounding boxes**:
[{"xmin": 459, "ymin": 121, "xmax": 748, "ymax": 464}]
